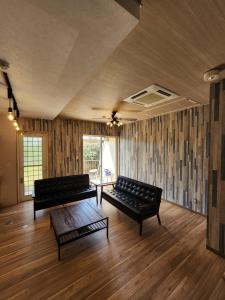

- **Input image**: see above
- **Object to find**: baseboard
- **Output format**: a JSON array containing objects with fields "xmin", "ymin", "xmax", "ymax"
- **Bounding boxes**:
[
  {"xmin": 206, "ymin": 245, "xmax": 225, "ymax": 258},
  {"xmin": 162, "ymin": 198, "xmax": 206, "ymax": 218}
]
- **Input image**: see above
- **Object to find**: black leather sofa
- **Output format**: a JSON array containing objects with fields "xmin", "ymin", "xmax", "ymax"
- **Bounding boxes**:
[
  {"xmin": 102, "ymin": 176, "xmax": 162, "ymax": 235},
  {"xmin": 33, "ymin": 174, "xmax": 97, "ymax": 219}
]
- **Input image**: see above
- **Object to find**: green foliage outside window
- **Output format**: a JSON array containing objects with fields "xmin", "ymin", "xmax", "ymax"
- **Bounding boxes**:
[{"xmin": 83, "ymin": 143, "xmax": 100, "ymax": 160}]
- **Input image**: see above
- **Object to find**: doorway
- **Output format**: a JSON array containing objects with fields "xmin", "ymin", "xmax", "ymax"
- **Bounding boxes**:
[
  {"xmin": 18, "ymin": 133, "xmax": 48, "ymax": 201},
  {"xmin": 83, "ymin": 135, "xmax": 117, "ymax": 184}
]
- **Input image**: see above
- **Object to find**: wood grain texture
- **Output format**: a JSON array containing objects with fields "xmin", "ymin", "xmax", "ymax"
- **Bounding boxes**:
[
  {"xmin": 62, "ymin": 0, "xmax": 225, "ymax": 121},
  {"xmin": 20, "ymin": 118, "xmax": 118, "ymax": 178},
  {"xmin": 207, "ymin": 80, "xmax": 225, "ymax": 256},
  {"xmin": 0, "ymin": 199, "xmax": 225, "ymax": 299},
  {"xmin": 119, "ymin": 105, "xmax": 209, "ymax": 215}
]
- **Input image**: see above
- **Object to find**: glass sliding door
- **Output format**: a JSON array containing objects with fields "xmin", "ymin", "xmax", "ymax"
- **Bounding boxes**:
[
  {"xmin": 83, "ymin": 136, "xmax": 101, "ymax": 183},
  {"xmin": 101, "ymin": 136, "xmax": 117, "ymax": 183},
  {"xmin": 83, "ymin": 135, "xmax": 117, "ymax": 184}
]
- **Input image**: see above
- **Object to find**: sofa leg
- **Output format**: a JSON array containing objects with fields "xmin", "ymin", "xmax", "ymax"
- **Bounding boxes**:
[
  {"xmin": 139, "ymin": 221, "xmax": 143, "ymax": 236},
  {"xmin": 100, "ymin": 185, "xmax": 103, "ymax": 205},
  {"xmin": 157, "ymin": 213, "xmax": 161, "ymax": 225},
  {"xmin": 34, "ymin": 209, "xmax": 36, "ymax": 220}
]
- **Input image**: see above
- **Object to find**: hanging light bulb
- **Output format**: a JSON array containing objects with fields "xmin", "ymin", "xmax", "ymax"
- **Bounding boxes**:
[
  {"xmin": 16, "ymin": 125, "xmax": 20, "ymax": 131},
  {"xmin": 106, "ymin": 121, "xmax": 110, "ymax": 126},
  {"xmin": 7, "ymin": 89, "xmax": 14, "ymax": 120},
  {"xmin": 13, "ymin": 120, "xmax": 18, "ymax": 127},
  {"xmin": 8, "ymin": 107, "xmax": 14, "ymax": 121},
  {"xmin": 13, "ymin": 109, "xmax": 18, "ymax": 126}
]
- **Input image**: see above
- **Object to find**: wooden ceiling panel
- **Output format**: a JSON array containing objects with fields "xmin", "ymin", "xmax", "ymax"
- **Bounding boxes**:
[{"xmin": 62, "ymin": 0, "xmax": 225, "ymax": 121}]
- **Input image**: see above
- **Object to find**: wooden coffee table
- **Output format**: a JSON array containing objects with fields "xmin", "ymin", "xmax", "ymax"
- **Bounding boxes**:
[{"xmin": 50, "ymin": 201, "xmax": 108, "ymax": 260}]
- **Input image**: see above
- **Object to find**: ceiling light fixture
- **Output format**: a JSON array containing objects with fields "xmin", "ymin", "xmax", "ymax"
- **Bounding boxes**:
[
  {"xmin": 13, "ymin": 119, "xmax": 18, "ymax": 127},
  {"xmin": 2, "ymin": 67, "xmax": 21, "ymax": 132},
  {"xmin": 8, "ymin": 107, "xmax": 14, "ymax": 120},
  {"xmin": 106, "ymin": 111, "xmax": 123, "ymax": 127},
  {"xmin": 7, "ymin": 91, "xmax": 14, "ymax": 121}
]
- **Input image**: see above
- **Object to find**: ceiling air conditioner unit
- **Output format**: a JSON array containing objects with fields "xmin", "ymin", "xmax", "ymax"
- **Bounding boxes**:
[{"xmin": 123, "ymin": 84, "xmax": 179, "ymax": 107}]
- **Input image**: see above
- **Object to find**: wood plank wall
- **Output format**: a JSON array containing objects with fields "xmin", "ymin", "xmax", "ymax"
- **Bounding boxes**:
[
  {"xmin": 20, "ymin": 118, "xmax": 118, "ymax": 178},
  {"xmin": 119, "ymin": 105, "xmax": 209, "ymax": 215},
  {"xmin": 207, "ymin": 81, "xmax": 225, "ymax": 256}
]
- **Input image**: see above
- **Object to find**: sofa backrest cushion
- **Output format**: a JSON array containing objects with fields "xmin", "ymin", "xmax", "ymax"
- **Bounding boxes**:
[
  {"xmin": 115, "ymin": 176, "xmax": 162, "ymax": 204},
  {"xmin": 34, "ymin": 174, "xmax": 90, "ymax": 197}
]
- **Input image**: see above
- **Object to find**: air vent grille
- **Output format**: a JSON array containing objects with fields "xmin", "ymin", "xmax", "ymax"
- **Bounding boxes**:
[
  {"xmin": 123, "ymin": 84, "xmax": 178, "ymax": 108},
  {"xmin": 157, "ymin": 89, "xmax": 171, "ymax": 97},
  {"xmin": 131, "ymin": 90, "xmax": 148, "ymax": 99}
]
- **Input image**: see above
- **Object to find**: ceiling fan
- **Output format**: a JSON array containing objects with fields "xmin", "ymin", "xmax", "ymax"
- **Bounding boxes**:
[{"xmin": 92, "ymin": 111, "xmax": 137, "ymax": 126}]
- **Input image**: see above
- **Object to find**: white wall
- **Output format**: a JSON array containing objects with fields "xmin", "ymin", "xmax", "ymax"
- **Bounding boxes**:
[{"xmin": 0, "ymin": 115, "xmax": 18, "ymax": 207}]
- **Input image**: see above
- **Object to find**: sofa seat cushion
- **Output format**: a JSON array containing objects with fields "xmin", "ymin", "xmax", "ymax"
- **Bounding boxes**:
[
  {"xmin": 103, "ymin": 189, "xmax": 157, "ymax": 217},
  {"xmin": 35, "ymin": 186, "xmax": 96, "ymax": 203}
]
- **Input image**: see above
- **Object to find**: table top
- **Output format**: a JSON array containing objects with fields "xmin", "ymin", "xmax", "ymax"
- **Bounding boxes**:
[
  {"xmin": 50, "ymin": 201, "xmax": 106, "ymax": 236},
  {"xmin": 91, "ymin": 181, "xmax": 115, "ymax": 187}
]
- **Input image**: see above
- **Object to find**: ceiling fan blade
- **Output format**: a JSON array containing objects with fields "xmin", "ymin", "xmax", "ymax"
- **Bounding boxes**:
[
  {"xmin": 91, "ymin": 107, "xmax": 140, "ymax": 113},
  {"xmin": 91, "ymin": 117, "xmax": 111, "ymax": 120},
  {"xmin": 119, "ymin": 118, "xmax": 137, "ymax": 121}
]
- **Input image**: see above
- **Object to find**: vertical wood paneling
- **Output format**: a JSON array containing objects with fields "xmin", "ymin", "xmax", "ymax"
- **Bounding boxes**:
[
  {"xmin": 207, "ymin": 81, "xmax": 225, "ymax": 256},
  {"xmin": 20, "ymin": 118, "xmax": 118, "ymax": 178},
  {"xmin": 119, "ymin": 105, "xmax": 209, "ymax": 215}
]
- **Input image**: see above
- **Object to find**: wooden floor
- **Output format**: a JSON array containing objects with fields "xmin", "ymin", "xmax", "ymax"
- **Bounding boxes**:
[{"xmin": 0, "ymin": 199, "xmax": 225, "ymax": 300}]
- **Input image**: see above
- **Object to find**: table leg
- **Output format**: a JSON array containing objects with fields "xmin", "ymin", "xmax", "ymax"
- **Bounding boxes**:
[
  {"xmin": 106, "ymin": 217, "xmax": 109, "ymax": 239},
  {"xmin": 58, "ymin": 244, "xmax": 61, "ymax": 260},
  {"xmin": 96, "ymin": 186, "xmax": 98, "ymax": 206},
  {"xmin": 50, "ymin": 215, "xmax": 52, "ymax": 229}
]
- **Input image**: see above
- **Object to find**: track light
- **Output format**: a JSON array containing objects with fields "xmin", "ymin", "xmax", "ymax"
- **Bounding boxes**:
[
  {"xmin": 7, "ymin": 87, "xmax": 14, "ymax": 120},
  {"xmin": 3, "ymin": 70, "xmax": 21, "ymax": 130},
  {"xmin": 8, "ymin": 107, "xmax": 13, "ymax": 121}
]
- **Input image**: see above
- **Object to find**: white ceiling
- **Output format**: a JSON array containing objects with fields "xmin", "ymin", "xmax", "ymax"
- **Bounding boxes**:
[{"xmin": 0, "ymin": 0, "xmax": 138, "ymax": 119}]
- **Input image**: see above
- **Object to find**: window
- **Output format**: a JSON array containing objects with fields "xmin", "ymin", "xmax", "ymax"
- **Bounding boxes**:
[{"xmin": 18, "ymin": 133, "xmax": 47, "ymax": 201}]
